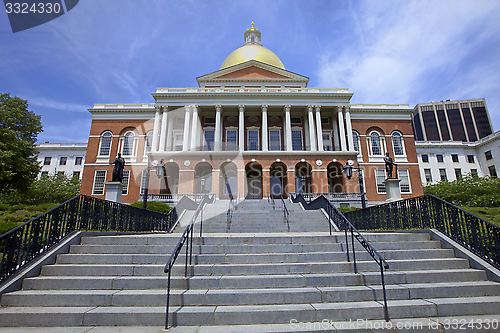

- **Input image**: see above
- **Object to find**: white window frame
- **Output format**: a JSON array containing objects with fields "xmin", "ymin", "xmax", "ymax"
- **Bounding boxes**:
[
  {"xmin": 368, "ymin": 131, "xmax": 384, "ymax": 156},
  {"xmin": 439, "ymin": 168, "xmax": 448, "ymax": 181},
  {"xmin": 424, "ymin": 169, "xmax": 432, "ymax": 183},
  {"xmin": 144, "ymin": 131, "xmax": 153, "ymax": 156},
  {"xmin": 204, "ymin": 127, "xmax": 215, "ymax": 151},
  {"xmin": 391, "ymin": 131, "xmax": 406, "ymax": 157},
  {"xmin": 121, "ymin": 131, "xmax": 136, "ymax": 157},
  {"xmin": 269, "ymin": 126, "xmax": 282, "ymax": 151},
  {"xmin": 121, "ymin": 170, "xmax": 130, "ymax": 195},
  {"xmin": 92, "ymin": 170, "xmax": 107, "ymax": 195},
  {"xmin": 352, "ymin": 131, "xmax": 361, "ymax": 154},
  {"xmin": 375, "ymin": 169, "xmax": 386, "ymax": 194},
  {"xmin": 225, "ymin": 127, "xmax": 238, "ymax": 151},
  {"xmin": 247, "ymin": 127, "xmax": 260, "ymax": 151},
  {"xmin": 398, "ymin": 169, "xmax": 411, "ymax": 194},
  {"xmin": 322, "ymin": 131, "xmax": 332, "ymax": 151},
  {"xmin": 98, "ymin": 131, "xmax": 113, "ymax": 157},
  {"xmin": 291, "ymin": 126, "xmax": 303, "ymax": 151},
  {"xmin": 173, "ymin": 130, "xmax": 184, "ymax": 151}
]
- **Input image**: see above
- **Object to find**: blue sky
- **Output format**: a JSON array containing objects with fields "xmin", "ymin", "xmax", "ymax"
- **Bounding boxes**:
[{"xmin": 1, "ymin": 0, "xmax": 500, "ymax": 143}]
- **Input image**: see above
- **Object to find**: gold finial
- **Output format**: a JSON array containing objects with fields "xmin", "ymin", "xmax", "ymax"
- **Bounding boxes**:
[{"xmin": 249, "ymin": 21, "xmax": 257, "ymax": 30}]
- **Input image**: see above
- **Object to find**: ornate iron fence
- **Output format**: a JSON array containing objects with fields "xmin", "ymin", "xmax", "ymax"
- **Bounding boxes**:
[
  {"xmin": 0, "ymin": 194, "xmax": 177, "ymax": 282},
  {"xmin": 344, "ymin": 194, "xmax": 500, "ymax": 269}
]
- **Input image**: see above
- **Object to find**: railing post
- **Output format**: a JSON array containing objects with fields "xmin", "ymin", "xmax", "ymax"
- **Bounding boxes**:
[
  {"xmin": 351, "ymin": 226, "xmax": 357, "ymax": 274},
  {"xmin": 165, "ymin": 268, "xmax": 171, "ymax": 329},
  {"xmin": 184, "ymin": 229, "xmax": 189, "ymax": 277},
  {"xmin": 381, "ymin": 263, "xmax": 389, "ymax": 322},
  {"xmin": 344, "ymin": 222, "xmax": 350, "ymax": 262}
]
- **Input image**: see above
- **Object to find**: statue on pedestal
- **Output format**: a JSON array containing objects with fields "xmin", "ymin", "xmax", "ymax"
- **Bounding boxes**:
[
  {"xmin": 110, "ymin": 153, "xmax": 125, "ymax": 182},
  {"xmin": 383, "ymin": 152, "xmax": 397, "ymax": 179}
]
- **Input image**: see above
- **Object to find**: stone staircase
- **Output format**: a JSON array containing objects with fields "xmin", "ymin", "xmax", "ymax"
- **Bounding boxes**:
[{"xmin": 1, "ymin": 199, "xmax": 500, "ymax": 331}]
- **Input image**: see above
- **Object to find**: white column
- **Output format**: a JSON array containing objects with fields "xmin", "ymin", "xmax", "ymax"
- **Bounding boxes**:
[
  {"xmin": 315, "ymin": 105, "xmax": 324, "ymax": 151},
  {"xmin": 332, "ymin": 111, "xmax": 339, "ymax": 150},
  {"xmin": 284, "ymin": 105, "xmax": 293, "ymax": 151},
  {"xmin": 215, "ymin": 104, "xmax": 222, "ymax": 151},
  {"xmin": 152, "ymin": 107, "xmax": 161, "ymax": 152},
  {"xmin": 307, "ymin": 105, "xmax": 317, "ymax": 151},
  {"xmin": 190, "ymin": 105, "xmax": 199, "ymax": 151},
  {"xmin": 262, "ymin": 105, "xmax": 268, "ymax": 151},
  {"xmin": 238, "ymin": 105, "xmax": 245, "ymax": 151},
  {"xmin": 166, "ymin": 113, "xmax": 174, "ymax": 151},
  {"xmin": 159, "ymin": 107, "xmax": 168, "ymax": 151},
  {"xmin": 182, "ymin": 106, "xmax": 191, "ymax": 151},
  {"xmin": 337, "ymin": 106, "xmax": 347, "ymax": 151},
  {"xmin": 345, "ymin": 106, "xmax": 354, "ymax": 151}
]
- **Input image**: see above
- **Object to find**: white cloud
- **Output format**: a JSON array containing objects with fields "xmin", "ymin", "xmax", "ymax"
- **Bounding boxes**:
[{"xmin": 29, "ymin": 98, "xmax": 89, "ymax": 113}]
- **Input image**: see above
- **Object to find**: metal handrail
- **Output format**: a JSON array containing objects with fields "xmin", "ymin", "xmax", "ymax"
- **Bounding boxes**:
[
  {"xmin": 163, "ymin": 194, "xmax": 210, "ymax": 329},
  {"xmin": 268, "ymin": 193, "xmax": 276, "ymax": 210},
  {"xmin": 280, "ymin": 194, "xmax": 290, "ymax": 232},
  {"xmin": 226, "ymin": 194, "xmax": 235, "ymax": 233},
  {"xmin": 291, "ymin": 193, "xmax": 390, "ymax": 322}
]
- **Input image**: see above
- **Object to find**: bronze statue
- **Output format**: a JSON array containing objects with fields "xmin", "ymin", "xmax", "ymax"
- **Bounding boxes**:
[
  {"xmin": 110, "ymin": 153, "xmax": 125, "ymax": 182},
  {"xmin": 383, "ymin": 152, "xmax": 396, "ymax": 179}
]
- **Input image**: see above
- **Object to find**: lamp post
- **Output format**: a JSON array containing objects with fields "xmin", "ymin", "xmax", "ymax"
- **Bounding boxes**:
[
  {"xmin": 142, "ymin": 156, "xmax": 165, "ymax": 209},
  {"xmin": 343, "ymin": 160, "xmax": 367, "ymax": 209}
]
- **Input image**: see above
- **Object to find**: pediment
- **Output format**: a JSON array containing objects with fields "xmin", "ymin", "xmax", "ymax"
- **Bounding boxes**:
[{"xmin": 215, "ymin": 66, "xmax": 290, "ymax": 80}]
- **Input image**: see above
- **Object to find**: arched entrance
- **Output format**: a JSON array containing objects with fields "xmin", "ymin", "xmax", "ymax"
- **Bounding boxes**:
[
  {"xmin": 295, "ymin": 162, "xmax": 312, "ymax": 194},
  {"xmin": 327, "ymin": 162, "xmax": 344, "ymax": 193},
  {"xmin": 269, "ymin": 162, "xmax": 288, "ymax": 198},
  {"xmin": 220, "ymin": 162, "xmax": 237, "ymax": 199},
  {"xmin": 161, "ymin": 162, "xmax": 179, "ymax": 194},
  {"xmin": 194, "ymin": 162, "xmax": 212, "ymax": 194},
  {"xmin": 245, "ymin": 162, "xmax": 262, "ymax": 199}
]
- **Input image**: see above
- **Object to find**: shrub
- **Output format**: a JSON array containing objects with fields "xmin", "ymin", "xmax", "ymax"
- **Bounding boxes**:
[{"xmin": 130, "ymin": 201, "xmax": 171, "ymax": 214}]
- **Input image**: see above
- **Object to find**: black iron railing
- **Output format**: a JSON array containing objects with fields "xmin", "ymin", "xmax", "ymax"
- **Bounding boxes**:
[
  {"xmin": 268, "ymin": 192, "xmax": 276, "ymax": 210},
  {"xmin": 280, "ymin": 194, "xmax": 290, "ymax": 232},
  {"xmin": 290, "ymin": 193, "xmax": 390, "ymax": 321},
  {"xmin": 0, "ymin": 194, "xmax": 177, "ymax": 282},
  {"xmin": 344, "ymin": 194, "xmax": 500, "ymax": 269},
  {"xmin": 163, "ymin": 194, "xmax": 211, "ymax": 329}
]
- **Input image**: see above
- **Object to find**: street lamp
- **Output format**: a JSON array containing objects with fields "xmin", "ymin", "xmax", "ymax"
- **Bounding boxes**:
[
  {"xmin": 155, "ymin": 160, "xmax": 165, "ymax": 179},
  {"xmin": 142, "ymin": 157, "xmax": 165, "ymax": 209},
  {"xmin": 343, "ymin": 160, "xmax": 367, "ymax": 209}
]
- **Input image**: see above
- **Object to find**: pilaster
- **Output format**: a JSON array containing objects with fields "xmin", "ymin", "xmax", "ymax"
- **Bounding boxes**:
[
  {"xmin": 307, "ymin": 105, "xmax": 317, "ymax": 151},
  {"xmin": 315, "ymin": 105, "xmax": 323, "ymax": 151},
  {"xmin": 159, "ymin": 107, "xmax": 168, "ymax": 151},
  {"xmin": 284, "ymin": 105, "xmax": 292, "ymax": 151},
  {"xmin": 239, "ymin": 105, "xmax": 245, "ymax": 151},
  {"xmin": 262, "ymin": 105, "xmax": 268, "ymax": 151}
]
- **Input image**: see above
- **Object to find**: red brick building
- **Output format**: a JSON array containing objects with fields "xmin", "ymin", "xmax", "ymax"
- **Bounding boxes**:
[{"xmin": 81, "ymin": 23, "xmax": 422, "ymax": 204}]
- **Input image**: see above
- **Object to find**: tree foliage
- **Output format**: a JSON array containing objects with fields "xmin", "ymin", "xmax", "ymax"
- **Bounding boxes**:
[
  {"xmin": 28, "ymin": 174, "xmax": 81, "ymax": 205},
  {"xmin": 0, "ymin": 93, "xmax": 43, "ymax": 199},
  {"xmin": 424, "ymin": 175, "xmax": 500, "ymax": 207}
]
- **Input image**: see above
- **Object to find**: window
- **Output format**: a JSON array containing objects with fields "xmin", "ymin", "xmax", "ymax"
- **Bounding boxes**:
[
  {"xmin": 455, "ymin": 168, "xmax": 462, "ymax": 179},
  {"xmin": 269, "ymin": 129, "xmax": 281, "ymax": 150},
  {"xmin": 144, "ymin": 131, "xmax": 153, "ymax": 154},
  {"xmin": 226, "ymin": 129, "xmax": 238, "ymax": 150},
  {"xmin": 122, "ymin": 132, "xmax": 135, "ymax": 156},
  {"xmin": 439, "ymin": 169, "xmax": 448, "ymax": 182},
  {"xmin": 467, "ymin": 155, "xmax": 475, "ymax": 163},
  {"xmin": 489, "ymin": 165, "xmax": 497, "ymax": 178},
  {"xmin": 176, "ymin": 117, "xmax": 184, "ymax": 125},
  {"xmin": 398, "ymin": 169, "xmax": 411, "ymax": 193},
  {"xmin": 322, "ymin": 133, "xmax": 331, "ymax": 151},
  {"xmin": 291, "ymin": 117, "xmax": 302, "ymax": 125},
  {"xmin": 41, "ymin": 171, "xmax": 48, "ymax": 178},
  {"xmin": 436, "ymin": 154, "xmax": 444, "ymax": 163},
  {"xmin": 375, "ymin": 169, "xmax": 386, "ymax": 193},
  {"xmin": 352, "ymin": 131, "xmax": 360, "ymax": 153},
  {"xmin": 43, "ymin": 157, "xmax": 51, "ymax": 165},
  {"xmin": 99, "ymin": 131, "xmax": 113, "ymax": 156},
  {"xmin": 75, "ymin": 156, "xmax": 83, "ymax": 165},
  {"xmin": 292, "ymin": 129, "xmax": 303, "ymax": 150},
  {"xmin": 370, "ymin": 132, "xmax": 382, "ymax": 156},
  {"xmin": 424, "ymin": 169, "xmax": 432, "ymax": 183},
  {"xmin": 92, "ymin": 170, "xmax": 106, "ymax": 195},
  {"xmin": 204, "ymin": 129, "xmax": 215, "ymax": 150},
  {"xmin": 121, "ymin": 170, "xmax": 130, "ymax": 195},
  {"xmin": 391, "ymin": 132, "xmax": 404, "ymax": 156},
  {"xmin": 59, "ymin": 157, "xmax": 67, "ymax": 166},
  {"xmin": 321, "ymin": 117, "xmax": 329, "ymax": 124},
  {"xmin": 451, "ymin": 154, "xmax": 459, "ymax": 163},
  {"xmin": 174, "ymin": 133, "xmax": 183, "ymax": 151},
  {"xmin": 421, "ymin": 154, "xmax": 429, "ymax": 163},
  {"xmin": 471, "ymin": 169, "xmax": 478, "ymax": 178},
  {"xmin": 247, "ymin": 129, "xmax": 259, "ymax": 150},
  {"xmin": 72, "ymin": 171, "xmax": 80, "ymax": 179},
  {"xmin": 204, "ymin": 117, "xmax": 215, "ymax": 125},
  {"xmin": 485, "ymin": 150, "xmax": 493, "ymax": 160}
]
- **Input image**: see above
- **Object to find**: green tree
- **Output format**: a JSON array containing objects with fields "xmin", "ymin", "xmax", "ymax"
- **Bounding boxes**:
[
  {"xmin": 28, "ymin": 174, "xmax": 81, "ymax": 205},
  {"xmin": 0, "ymin": 93, "xmax": 43, "ymax": 202}
]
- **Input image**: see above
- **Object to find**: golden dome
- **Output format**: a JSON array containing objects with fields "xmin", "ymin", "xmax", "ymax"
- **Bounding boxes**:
[{"xmin": 220, "ymin": 23, "xmax": 285, "ymax": 70}]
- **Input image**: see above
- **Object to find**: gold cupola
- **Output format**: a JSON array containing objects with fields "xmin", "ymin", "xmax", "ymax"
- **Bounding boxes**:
[{"xmin": 220, "ymin": 22, "xmax": 285, "ymax": 70}]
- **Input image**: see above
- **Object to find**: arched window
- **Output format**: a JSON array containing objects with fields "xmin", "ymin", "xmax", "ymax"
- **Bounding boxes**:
[
  {"xmin": 144, "ymin": 131, "xmax": 153, "ymax": 154},
  {"xmin": 352, "ymin": 131, "xmax": 360, "ymax": 152},
  {"xmin": 122, "ymin": 131, "xmax": 135, "ymax": 156},
  {"xmin": 370, "ymin": 132, "xmax": 382, "ymax": 156},
  {"xmin": 98, "ymin": 131, "xmax": 112, "ymax": 156},
  {"xmin": 392, "ymin": 132, "xmax": 404, "ymax": 156}
]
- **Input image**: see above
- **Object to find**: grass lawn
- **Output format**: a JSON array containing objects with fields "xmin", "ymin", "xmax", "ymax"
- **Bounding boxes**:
[{"xmin": 460, "ymin": 206, "xmax": 500, "ymax": 227}]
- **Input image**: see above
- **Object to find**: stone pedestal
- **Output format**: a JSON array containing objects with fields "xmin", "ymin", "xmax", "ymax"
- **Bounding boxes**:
[
  {"xmin": 105, "ymin": 182, "xmax": 123, "ymax": 203},
  {"xmin": 383, "ymin": 178, "xmax": 401, "ymax": 202}
]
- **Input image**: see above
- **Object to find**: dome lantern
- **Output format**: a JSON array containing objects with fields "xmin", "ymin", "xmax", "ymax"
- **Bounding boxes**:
[{"xmin": 244, "ymin": 22, "xmax": 261, "ymax": 44}]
